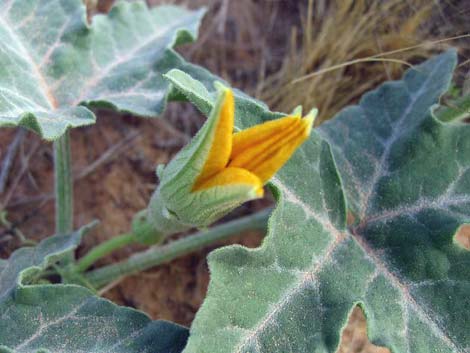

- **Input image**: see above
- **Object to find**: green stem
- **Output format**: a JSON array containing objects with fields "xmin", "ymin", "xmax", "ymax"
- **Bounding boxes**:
[
  {"xmin": 436, "ymin": 94, "xmax": 470, "ymax": 122},
  {"xmin": 85, "ymin": 208, "xmax": 271, "ymax": 289},
  {"xmin": 53, "ymin": 131, "xmax": 73, "ymax": 235},
  {"xmin": 75, "ymin": 232, "xmax": 135, "ymax": 273}
]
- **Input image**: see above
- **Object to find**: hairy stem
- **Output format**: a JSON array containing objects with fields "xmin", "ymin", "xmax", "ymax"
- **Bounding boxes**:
[
  {"xmin": 75, "ymin": 232, "xmax": 135, "ymax": 273},
  {"xmin": 85, "ymin": 208, "xmax": 271, "ymax": 289},
  {"xmin": 53, "ymin": 131, "xmax": 73, "ymax": 235}
]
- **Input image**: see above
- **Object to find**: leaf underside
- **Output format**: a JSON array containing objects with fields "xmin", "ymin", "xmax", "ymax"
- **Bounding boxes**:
[
  {"xmin": 0, "ymin": 226, "xmax": 188, "ymax": 353},
  {"xmin": 0, "ymin": 0, "xmax": 205, "ymax": 140},
  {"xmin": 167, "ymin": 50, "xmax": 470, "ymax": 353}
]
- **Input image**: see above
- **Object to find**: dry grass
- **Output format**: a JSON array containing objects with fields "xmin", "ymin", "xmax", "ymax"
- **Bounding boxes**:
[
  {"xmin": 258, "ymin": 0, "xmax": 466, "ymax": 123},
  {"xmin": 139, "ymin": 0, "xmax": 468, "ymax": 124}
]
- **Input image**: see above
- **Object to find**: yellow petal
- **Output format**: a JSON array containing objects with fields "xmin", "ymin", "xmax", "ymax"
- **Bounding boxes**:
[
  {"xmin": 193, "ymin": 167, "xmax": 264, "ymax": 197},
  {"xmin": 230, "ymin": 116, "xmax": 300, "ymax": 159},
  {"xmin": 193, "ymin": 89, "xmax": 235, "ymax": 189},
  {"xmin": 229, "ymin": 115, "xmax": 313, "ymax": 183}
]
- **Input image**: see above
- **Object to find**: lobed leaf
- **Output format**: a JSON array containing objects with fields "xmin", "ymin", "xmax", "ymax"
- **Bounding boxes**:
[
  {"xmin": 317, "ymin": 49, "xmax": 470, "ymax": 353},
  {"xmin": 166, "ymin": 51, "xmax": 470, "ymax": 353},
  {"xmin": 0, "ymin": 0, "xmax": 205, "ymax": 140},
  {"xmin": 0, "ymin": 223, "xmax": 95, "ymax": 299},
  {"xmin": 0, "ymin": 226, "xmax": 188, "ymax": 352},
  {"xmin": 0, "ymin": 286, "xmax": 188, "ymax": 353}
]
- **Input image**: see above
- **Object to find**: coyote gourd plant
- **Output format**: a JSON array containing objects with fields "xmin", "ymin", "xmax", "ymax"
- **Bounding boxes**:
[{"xmin": 0, "ymin": 1, "xmax": 468, "ymax": 353}]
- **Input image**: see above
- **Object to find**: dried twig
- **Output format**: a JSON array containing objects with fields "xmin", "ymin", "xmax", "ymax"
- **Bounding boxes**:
[
  {"xmin": 153, "ymin": 116, "xmax": 190, "ymax": 148},
  {"xmin": 7, "ymin": 131, "xmax": 141, "ymax": 209},
  {"xmin": 75, "ymin": 130, "xmax": 141, "ymax": 180},
  {"xmin": 0, "ymin": 129, "xmax": 27, "ymax": 194},
  {"xmin": 1, "ymin": 138, "xmax": 40, "ymax": 207}
]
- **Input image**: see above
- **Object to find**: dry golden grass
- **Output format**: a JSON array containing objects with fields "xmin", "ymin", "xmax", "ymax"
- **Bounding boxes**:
[{"xmin": 258, "ymin": 0, "xmax": 459, "ymax": 123}]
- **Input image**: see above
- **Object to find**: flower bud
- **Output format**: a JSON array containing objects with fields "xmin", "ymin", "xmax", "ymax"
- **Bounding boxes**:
[{"xmin": 147, "ymin": 85, "xmax": 315, "ymax": 237}]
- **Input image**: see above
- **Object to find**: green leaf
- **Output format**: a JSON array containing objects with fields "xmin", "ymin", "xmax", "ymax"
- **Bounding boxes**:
[
  {"xmin": 0, "ymin": 226, "xmax": 188, "ymax": 352},
  {"xmin": 316, "ymin": 49, "xmax": 470, "ymax": 353},
  {"xmin": 435, "ymin": 94, "xmax": 470, "ymax": 123},
  {"xmin": 0, "ymin": 0, "xmax": 205, "ymax": 140},
  {"xmin": 0, "ymin": 223, "xmax": 95, "ymax": 298},
  {"xmin": 318, "ymin": 50, "xmax": 461, "ymax": 217},
  {"xmin": 166, "ymin": 50, "xmax": 470, "ymax": 353},
  {"xmin": 164, "ymin": 68, "xmax": 285, "ymax": 125},
  {"xmin": 0, "ymin": 286, "xmax": 188, "ymax": 353}
]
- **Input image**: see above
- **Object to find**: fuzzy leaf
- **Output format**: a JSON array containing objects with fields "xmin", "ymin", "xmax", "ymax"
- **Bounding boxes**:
[
  {"xmin": 0, "ymin": 286, "xmax": 188, "ymax": 353},
  {"xmin": 0, "ymin": 0, "xmax": 205, "ymax": 140},
  {"xmin": 0, "ymin": 226, "xmax": 188, "ymax": 352},
  {"xmin": 164, "ymin": 68, "xmax": 285, "ymax": 125},
  {"xmin": 315, "ymin": 49, "xmax": 470, "ymax": 353},
  {"xmin": 0, "ymin": 223, "xmax": 95, "ymax": 298},
  {"xmin": 318, "ymin": 50, "xmax": 462, "ymax": 218},
  {"xmin": 435, "ymin": 94, "xmax": 470, "ymax": 123},
  {"xmin": 166, "ymin": 51, "xmax": 470, "ymax": 353}
]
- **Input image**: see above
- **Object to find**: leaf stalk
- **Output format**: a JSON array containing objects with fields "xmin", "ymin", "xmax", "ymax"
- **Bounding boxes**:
[
  {"xmin": 84, "ymin": 208, "xmax": 271, "ymax": 289},
  {"xmin": 53, "ymin": 130, "xmax": 74, "ymax": 235},
  {"xmin": 75, "ymin": 232, "xmax": 135, "ymax": 273}
]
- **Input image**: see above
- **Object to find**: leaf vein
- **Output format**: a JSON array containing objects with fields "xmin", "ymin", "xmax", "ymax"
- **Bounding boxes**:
[
  {"xmin": 359, "ymin": 62, "xmax": 441, "ymax": 219},
  {"xmin": 351, "ymin": 229, "xmax": 465, "ymax": 352}
]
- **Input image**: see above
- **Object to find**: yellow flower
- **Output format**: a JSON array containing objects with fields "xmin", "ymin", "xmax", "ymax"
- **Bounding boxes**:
[
  {"xmin": 193, "ymin": 88, "xmax": 314, "ymax": 197},
  {"xmin": 147, "ymin": 84, "xmax": 314, "ymax": 238}
]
